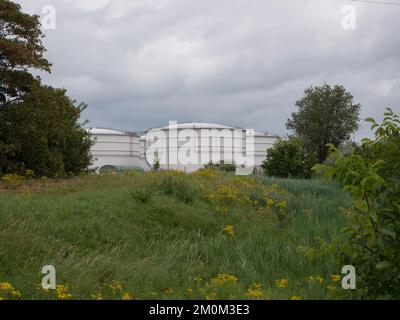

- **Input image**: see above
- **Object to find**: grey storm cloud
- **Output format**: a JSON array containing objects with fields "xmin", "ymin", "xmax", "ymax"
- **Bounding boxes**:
[{"xmin": 16, "ymin": 0, "xmax": 400, "ymax": 138}]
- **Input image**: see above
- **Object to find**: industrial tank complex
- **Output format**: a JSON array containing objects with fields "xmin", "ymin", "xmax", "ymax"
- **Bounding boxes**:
[{"xmin": 88, "ymin": 123, "xmax": 279, "ymax": 173}]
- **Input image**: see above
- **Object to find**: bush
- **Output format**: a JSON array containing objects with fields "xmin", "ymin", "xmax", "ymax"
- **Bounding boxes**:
[
  {"xmin": 262, "ymin": 138, "xmax": 316, "ymax": 179},
  {"xmin": 0, "ymin": 170, "xmax": 35, "ymax": 189},
  {"xmin": 314, "ymin": 108, "xmax": 400, "ymax": 298},
  {"xmin": 0, "ymin": 173, "xmax": 25, "ymax": 188},
  {"xmin": 158, "ymin": 172, "xmax": 197, "ymax": 204},
  {"xmin": 204, "ymin": 161, "xmax": 236, "ymax": 173},
  {"xmin": 131, "ymin": 186, "xmax": 154, "ymax": 203}
]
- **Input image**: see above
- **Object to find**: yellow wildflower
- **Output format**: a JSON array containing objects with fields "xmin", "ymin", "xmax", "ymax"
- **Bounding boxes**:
[
  {"xmin": 275, "ymin": 279, "xmax": 289, "ymax": 288},
  {"xmin": 327, "ymin": 285, "xmax": 337, "ymax": 291},
  {"xmin": 165, "ymin": 288, "xmax": 174, "ymax": 294},
  {"xmin": 0, "ymin": 282, "xmax": 13, "ymax": 290},
  {"xmin": 122, "ymin": 292, "xmax": 132, "ymax": 300},
  {"xmin": 56, "ymin": 285, "xmax": 68, "ymax": 293},
  {"xmin": 277, "ymin": 201, "xmax": 287, "ymax": 211},
  {"xmin": 58, "ymin": 293, "xmax": 72, "ymax": 300},
  {"xmin": 330, "ymin": 275, "xmax": 341, "ymax": 282},
  {"xmin": 11, "ymin": 290, "xmax": 22, "ymax": 298},
  {"xmin": 223, "ymin": 225, "xmax": 235, "ymax": 237},
  {"xmin": 266, "ymin": 198, "xmax": 275, "ymax": 207},
  {"xmin": 247, "ymin": 289, "xmax": 263, "ymax": 299},
  {"xmin": 307, "ymin": 275, "xmax": 323, "ymax": 284},
  {"xmin": 291, "ymin": 296, "xmax": 303, "ymax": 300},
  {"xmin": 206, "ymin": 292, "xmax": 217, "ymax": 300},
  {"xmin": 56, "ymin": 285, "xmax": 72, "ymax": 299},
  {"xmin": 108, "ymin": 281, "xmax": 123, "ymax": 293},
  {"xmin": 187, "ymin": 288, "xmax": 193, "ymax": 294},
  {"xmin": 246, "ymin": 283, "xmax": 263, "ymax": 299},
  {"xmin": 91, "ymin": 293, "xmax": 103, "ymax": 300},
  {"xmin": 315, "ymin": 276, "xmax": 324, "ymax": 284},
  {"xmin": 211, "ymin": 273, "xmax": 238, "ymax": 285}
]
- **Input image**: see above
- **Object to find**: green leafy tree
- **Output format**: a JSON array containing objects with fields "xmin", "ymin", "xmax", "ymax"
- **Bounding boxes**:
[
  {"xmin": 0, "ymin": 0, "xmax": 51, "ymax": 104},
  {"xmin": 314, "ymin": 108, "xmax": 400, "ymax": 298},
  {"xmin": 0, "ymin": 2, "xmax": 93, "ymax": 177},
  {"xmin": 0, "ymin": 85, "xmax": 93, "ymax": 176},
  {"xmin": 261, "ymin": 138, "xmax": 316, "ymax": 178},
  {"xmin": 287, "ymin": 84, "xmax": 361, "ymax": 163}
]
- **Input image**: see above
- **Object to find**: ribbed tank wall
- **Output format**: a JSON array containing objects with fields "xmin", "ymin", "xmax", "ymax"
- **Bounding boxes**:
[
  {"xmin": 145, "ymin": 128, "xmax": 247, "ymax": 172},
  {"xmin": 90, "ymin": 133, "xmax": 141, "ymax": 169}
]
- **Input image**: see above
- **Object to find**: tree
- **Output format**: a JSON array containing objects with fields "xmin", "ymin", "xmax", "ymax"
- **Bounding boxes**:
[
  {"xmin": 261, "ymin": 138, "xmax": 316, "ymax": 178},
  {"xmin": 0, "ymin": 85, "xmax": 93, "ymax": 176},
  {"xmin": 0, "ymin": 2, "xmax": 93, "ymax": 177},
  {"xmin": 0, "ymin": 0, "xmax": 51, "ymax": 105},
  {"xmin": 287, "ymin": 84, "xmax": 360, "ymax": 163}
]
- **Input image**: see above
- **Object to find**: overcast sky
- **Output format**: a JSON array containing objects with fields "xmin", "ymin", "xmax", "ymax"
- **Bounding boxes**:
[{"xmin": 16, "ymin": 0, "xmax": 400, "ymax": 138}]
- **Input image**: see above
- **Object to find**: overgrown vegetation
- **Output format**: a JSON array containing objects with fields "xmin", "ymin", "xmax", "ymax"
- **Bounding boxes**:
[
  {"xmin": 204, "ymin": 161, "xmax": 237, "ymax": 173},
  {"xmin": 314, "ymin": 108, "xmax": 400, "ymax": 299},
  {"xmin": 0, "ymin": 171, "xmax": 351, "ymax": 300}
]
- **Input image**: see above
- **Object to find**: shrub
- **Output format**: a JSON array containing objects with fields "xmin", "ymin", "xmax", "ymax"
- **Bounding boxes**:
[
  {"xmin": 314, "ymin": 108, "xmax": 400, "ymax": 298},
  {"xmin": 1, "ymin": 170, "xmax": 35, "ymax": 188},
  {"xmin": 157, "ymin": 172, "xmax": 197, "ymax": 204},
  {"xmin": 262, "ymin": 138, "xmax": 316, "ymax": 179},
  {"xmin": 1, "ymin": 173, "xmax": 26, "ymax": 187},
  {"xmin": 131, "ymin": 186, "xmax": 154, "ymax": 203},
  {"xmin": 204, "ymin": 161, "xmax": 236, "ymax": 173}
]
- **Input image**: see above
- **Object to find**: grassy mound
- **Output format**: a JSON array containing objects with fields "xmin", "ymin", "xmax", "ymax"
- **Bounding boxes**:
[{"xmin": 0, "ymin": 170, "xmax": 351, "ymax": 300}]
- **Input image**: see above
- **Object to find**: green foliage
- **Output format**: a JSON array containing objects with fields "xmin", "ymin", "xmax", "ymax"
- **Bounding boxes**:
[
  {"xmin": 204, "ymin": 160, "xmax": 236, "ymax": 173},
  {"xmin": 0, "ymin": 85, "xmax": 93, "ymax": 177},
  {"xmin": 314, "ymin": 108, "xmax": 400, "ymax": 298},
  {"xmin": 261, "ymin": 138, "xmax": 316, "ymax": 179},
  {"xmin": 131, "ymin": 186, "xmax": 154, "ymax": 203},
  {"xmin": 0, "ymin": 0, "xmax": 51, "ymax": 104},
  {"xmin": 287, "ymin": 83, "xmax": 361, "ymax": 163},
  {"xmin": 0, "ymin": 2, "xmax": 93, "ymax": 177},
  {"xmin": 157, "ymin": 173, "xmax": 197, "ymax": 204}
]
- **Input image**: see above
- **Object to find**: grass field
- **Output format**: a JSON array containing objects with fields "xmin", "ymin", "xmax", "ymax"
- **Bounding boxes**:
[{"xmin": 0, "ymin": 170, "xmax": 352, "ymax": 300}]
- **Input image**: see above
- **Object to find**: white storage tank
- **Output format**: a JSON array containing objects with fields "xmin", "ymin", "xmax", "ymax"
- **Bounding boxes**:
[
  {"xmin": 144, "ymin": 122, "xmax": 248, "ymax": 172},
  {"xmin": 87, "ymin": 124, "xmax": 279, "ymax": 173},
  {"xmin": 88, "ymin": 128, "xmax": 141, "ymax": 171},
  {"xmin": 251, "ymin": 131, "xmax": 280, "ymax": 168}
]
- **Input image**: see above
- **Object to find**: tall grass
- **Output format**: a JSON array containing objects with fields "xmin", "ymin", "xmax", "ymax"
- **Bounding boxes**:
[{"xmin": 0, "ymin": 171, "xmax": 352, "ymax": 300}]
